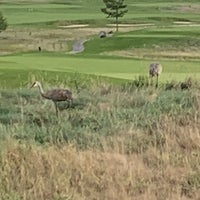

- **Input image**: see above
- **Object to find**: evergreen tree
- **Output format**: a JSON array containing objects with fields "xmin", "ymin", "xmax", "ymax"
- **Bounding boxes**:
[
  {"xmin": 0, "ymin": 12, "xmax": 7, "ymax": 33},
  {"xmin": 101, "ymin": 0, "xmax": 128, "ymax": 32}
]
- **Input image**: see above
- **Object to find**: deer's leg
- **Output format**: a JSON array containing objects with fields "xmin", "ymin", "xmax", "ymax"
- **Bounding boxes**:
[
  {"xmin": 66, "ymin": 98, "xmax": 73, "ymax": 108},
  {"xmin": 54, "ymin": 101, "xmax": 59, "ymax": 117},
  {"xmin": 149, "ymin": 75, "xmax": 153, "ymax": 86},
  {"xmin": 70, "ymin": 98, "xmax": 73, "ymax": 107},
  {"xmin": 156, "ymin": 75, "xmax": 158, "ymax": 88},
  {"xmin": 148, "ymin": 75, "xmax": 150, "ymax": 86}
]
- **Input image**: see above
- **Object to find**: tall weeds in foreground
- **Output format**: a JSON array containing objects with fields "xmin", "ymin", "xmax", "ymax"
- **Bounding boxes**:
[{"xmin": 0, "ymin": 78, "xmax": 199, "ymax": 199}]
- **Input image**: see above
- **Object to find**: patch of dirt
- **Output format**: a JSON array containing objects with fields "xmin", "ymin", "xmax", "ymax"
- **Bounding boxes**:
[
  {"xmin": 101, "ymin": 48, "xmax": 200, "ymax": 60},
  {"xmin": 0, "ymin": 27, "xmax": 96, "ymax": 54},
  {"xmin": 173, "ymin": 21, "xmax": 192, "ymax": 25},
  {"xmin": 107, "ymin": 23, "xmax": 154, "ymax": 27},
  {"xmin": 2, "ymin": 22, "xmax": 198, "ymax": 55},
  {"xmin": 176, "ymin": 5, "xmax": 200, "ymax": 13},
  {"xmin": 0, "ymin": 25, "xmax": 148, "ymax": 54},
  {"xmin": 59, "ymin": 24, "xmax": 89, "ymax": 28}
]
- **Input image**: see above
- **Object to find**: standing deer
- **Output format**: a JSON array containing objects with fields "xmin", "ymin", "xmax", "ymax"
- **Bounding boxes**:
[
  {"xmin": 31, "ymin": 81, "xmax": 73, "ymax": 117},
  {"xmin": 149, "ymin": 63, "xmax": 163, "ymax": 88}
]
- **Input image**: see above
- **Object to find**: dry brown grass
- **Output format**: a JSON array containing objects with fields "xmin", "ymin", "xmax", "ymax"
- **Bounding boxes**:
[
  {"xmin": 0, "ymin": 25, "xmax": 140, "ymax": 54},
  {"xmin": 0, "ymin": 110, "xmax": 200, "ymax": 200},
  {"xmin": 0, "ymin": 80, "xmax": 200, "ymax": 199},
  {"xmin": 0, "ymin": 27, "xmax": 82, "ymax": 54},
  {"xmin": 176, "ymin": 5, "xmax": 200, "ymax": 13},
  {"xmin": 101, "ymin": 48, "xmax": 200, "ymax": 60}
]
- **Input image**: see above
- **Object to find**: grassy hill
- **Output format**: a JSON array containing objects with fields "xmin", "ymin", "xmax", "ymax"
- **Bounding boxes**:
[
  {"xmin": 0, "ymin": 76, "xmax": 200, "ymax": 199},
  {"xmin": 1, "ymin": 0, "xmax": 200, "ymax": 26},
  {"xmin": 0, "ymin": 0, "xmax": 200, "ymax": 199}
]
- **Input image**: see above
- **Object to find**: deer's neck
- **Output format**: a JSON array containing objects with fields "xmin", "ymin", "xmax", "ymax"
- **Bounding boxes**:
[{"xmin": 37, "ymin": 83, "xmax": 45, "ymax": 95}]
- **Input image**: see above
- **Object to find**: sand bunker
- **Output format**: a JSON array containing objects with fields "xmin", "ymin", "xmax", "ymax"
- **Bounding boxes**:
[
  {"xmin": 173, "ymin": 21, "xmax": 192, "ymax": 24},
  {"xmin": 106, "ymin": 23, "xmax": 154, "ymax": 27},
  {"xmin": 173, "ymin": 21, "xmax": 200, "ymax": 27},
  {"xmin": 59, "ymin": 24, "xmax": 89, "ymax": 28}
]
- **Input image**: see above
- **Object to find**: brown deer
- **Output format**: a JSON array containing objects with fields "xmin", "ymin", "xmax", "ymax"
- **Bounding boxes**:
[
  {"xmin": 149, "ymin": 63, "xmax": 163, "ymax": 88},
  {"xmin": 31, "ymin": 81, "xmax": 73, "ymax": 117}
]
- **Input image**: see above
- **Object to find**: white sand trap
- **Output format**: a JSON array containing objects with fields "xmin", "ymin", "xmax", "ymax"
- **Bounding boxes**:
[
  {"xmin": 173, "ymin": 21, "xmax": 192, "ymax": 24},
  {"xmin": 173, "ymin": 22, "xmax": 200, "ymax": 27},
  {"xmin": 106, "ymin": 23, "xmax": 154, "ymax": 27},
  {"xmin": 59, "ymin": 24, "xmax": 89, "ymax": 28}
]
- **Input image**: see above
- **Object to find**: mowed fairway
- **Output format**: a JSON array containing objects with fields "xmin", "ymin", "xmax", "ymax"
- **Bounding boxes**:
[
  {"xmin": 0, "ymin": 1, "xmax": 200, "ymax": 96},
  {"xmin": 0, "ymin": 0, "xmax": 104, "ymax": 25},
  {"xmin": 2, "ymin": 0, "xmax": 200, "ymax": 87},
  {"xmin": 0, "ymin": 53, "xmax": 200, "ymax": 88}
]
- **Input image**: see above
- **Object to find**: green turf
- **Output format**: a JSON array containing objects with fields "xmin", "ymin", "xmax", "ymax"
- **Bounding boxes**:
[
  {"xmin": 1, "ymin": 1, "xmax": 103, "ymax": 25},
  {"xmin": 1, "ymin": 0, "xmax": 200, "ymax": 26},
  {"xmin": 0, "ymin": 53, "xmax": 200, "ymax": 88},
  {"xmin": 83, "ymin": 25, "xmax": 200, "ymax": 54},
  {"xmin": 1, "ymin": 0, "xmax": 200, "ymax": 89}
]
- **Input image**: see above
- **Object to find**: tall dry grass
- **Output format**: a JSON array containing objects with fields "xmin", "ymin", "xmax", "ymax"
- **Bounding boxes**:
[{"xmin": 0, "ymin": 78, "xmax": 200, "ymax": 200}]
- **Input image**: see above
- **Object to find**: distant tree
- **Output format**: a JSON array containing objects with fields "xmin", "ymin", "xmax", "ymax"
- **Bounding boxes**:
[
  {"xmin": 101, "ymin": 0, "xmax": 128, "ymax": 32},
  {"xmin": 0, "ymin": 12, "xmax": 7, "ymax": 33}
]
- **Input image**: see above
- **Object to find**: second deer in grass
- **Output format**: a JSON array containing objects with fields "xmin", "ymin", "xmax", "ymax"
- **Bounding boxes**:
[{"xmin": 149, "ymin": 63, "xmax": 163, "ymax": 88}]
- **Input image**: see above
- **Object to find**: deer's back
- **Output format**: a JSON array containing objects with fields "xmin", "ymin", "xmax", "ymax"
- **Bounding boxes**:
[
  {"xmin": 149, "ymin": 63, "xmax": 162, "ymax": 77},
  {"xmin": 43, "ymin": 89, "xmax": 72, "ymax": 101}
]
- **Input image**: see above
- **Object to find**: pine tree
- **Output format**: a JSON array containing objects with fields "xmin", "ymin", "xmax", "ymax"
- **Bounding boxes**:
[
  {"xmin": 0, "ymin": 12, "xmax": 7, "ymax": 33},
  {"xmin": 101, "ymin": 0, "xmax": 128, "ymax": 32}
]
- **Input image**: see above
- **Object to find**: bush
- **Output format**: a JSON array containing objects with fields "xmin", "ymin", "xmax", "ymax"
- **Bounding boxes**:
[{"xmin": 0, "ymin": 12, "xmax": 7, "ymax": 33}]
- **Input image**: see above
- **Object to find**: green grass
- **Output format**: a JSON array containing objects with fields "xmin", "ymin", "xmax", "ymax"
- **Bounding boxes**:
[
  {"xmin": 1, "ymin": 1, "xmax": 104, "ymax": 25},
  {"xmin": 1, "ymin": 0, "xmax": 200, "ymax": 26},
  {"xmin": 0, "ymin": 53, "xmax": 200, "ymax": 88},
  {"xmin": 0, "ymin": 78, "xmax": 197, "ymax": 146},
  {"xmin": 0, "ymin": 1, "xmax": 200, "ymax": 88},
  {"xmin": 84, "ymin": 25, "xmax": 200, "ymax": 54}
]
